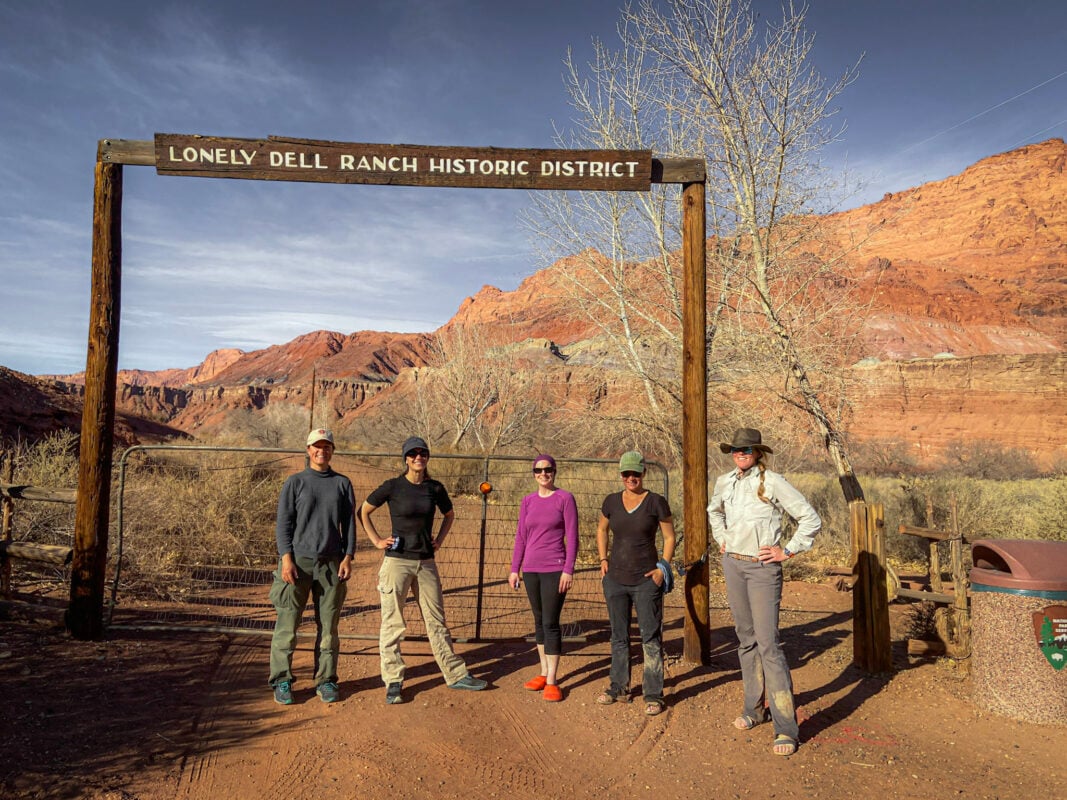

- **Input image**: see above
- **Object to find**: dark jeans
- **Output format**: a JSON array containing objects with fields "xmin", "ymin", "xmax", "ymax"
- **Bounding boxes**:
[
  {"xmin": 602, "ymin": 573, "xmax": 664, "ymax": 704},
  {"xmin": 523, "ymin": 571, "xmax": 566, "ymax": 655}
]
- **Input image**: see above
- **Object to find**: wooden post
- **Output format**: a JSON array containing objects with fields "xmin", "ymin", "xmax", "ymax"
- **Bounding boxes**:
[
  {"xmin": 852, "ymin": 500, "xmax": 892, "ymax": 672},
  {"xmin": 68, "ymin": 156, "xmax": 122, "ymax": 640},
  {"xmin": 1, "ymin": 451, "xmax": 13, "ymax": 598},
  {"xmin": 926, "ymin": 495, "xmax": 942, "ymax": 593},
  {"xmin": 947, "ymin": 497, "xmax": 971, "ymax": 669},
  {"xmin": 681, "ymin": 179, "xmax": 709, "ymax": 665}
]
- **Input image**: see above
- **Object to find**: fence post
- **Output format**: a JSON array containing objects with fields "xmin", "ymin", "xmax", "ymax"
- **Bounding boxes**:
[
  {"xmin": 1, "ymin": 451, "xmax": 13, "ymax": 598},
  {"xmin": 851, "ymin": 500, "xmax": 892, "ymax": 672},
  {"xmin": 947, "ymin": 497, "xmax": 971, "ymax": 669},
  {"xmin": 473, "ymin": 457, "xmax": 491, "ymax": 641}
]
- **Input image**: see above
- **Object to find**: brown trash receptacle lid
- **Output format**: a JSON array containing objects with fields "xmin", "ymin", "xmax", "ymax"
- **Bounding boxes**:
[{"xmin": 971, "ymin": 539, "xmax": 1067, "ymax": 594}]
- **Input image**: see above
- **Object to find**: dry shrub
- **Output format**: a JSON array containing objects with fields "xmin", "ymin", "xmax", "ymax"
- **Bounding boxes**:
[
  {"xmin": 3, "ymin": 430, "xmax": 78, "ymax": 548},
  {"xmin": 118, "ymin": 449, "xmax": 297, "ymax": 593}
]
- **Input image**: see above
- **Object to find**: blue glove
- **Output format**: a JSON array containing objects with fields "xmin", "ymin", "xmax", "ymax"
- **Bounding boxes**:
[{"xmin": 656, "ymin": 558, "xmax": 674, "ymax": 593}]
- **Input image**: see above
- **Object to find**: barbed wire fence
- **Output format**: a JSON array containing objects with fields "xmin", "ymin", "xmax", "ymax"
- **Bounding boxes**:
[{"xmin": 106, "ymin": 446, "xmax": 681, "ymax": 645}]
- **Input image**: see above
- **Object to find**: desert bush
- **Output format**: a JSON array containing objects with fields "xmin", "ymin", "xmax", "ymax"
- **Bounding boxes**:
[
  {"xmin": 118, "ymin": 448, "xmax": 295, "ymax": 591},
  {"xmin": 937, "ymin": 439, "xmax": 1043, "ymax": 480},
  {"xmin": 3, "ymin": 430, "xmax": 79, "ymax": 548},
  {"xmin": 781, "ymin": 472, "xmax": 1067, "ymax": 578}
]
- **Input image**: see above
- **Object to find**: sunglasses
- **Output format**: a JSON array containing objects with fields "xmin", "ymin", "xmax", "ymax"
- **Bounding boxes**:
[
  {"xmin": 621, "ymin": 471, "xmax": 643, "ymax": 479},
  {"xmin": 731, "ymin": 447, "xmax": 755, "ymax": 455},
  {"xmin": 405, "ymin": 449, "xmax": 430, "ymax": 458},
  {"xmin": 532, "ymin": 467, "xmax": 556, "ymax": 475}
]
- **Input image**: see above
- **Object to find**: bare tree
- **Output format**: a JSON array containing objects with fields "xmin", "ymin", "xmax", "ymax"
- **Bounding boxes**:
[
  {"xmin": 524, "ymin": 22, "xmax": 723, "ymax": 464},
  {"xmin": 527, "ymin": 0, "xmax": 869, "ymax": 499},
  {"xmin": 427, "ymin": 325, "xmax": 551, "ymax": 454},
  {"xmin": 631, "ymin": 0, "xmax": 866, "ymax": 498}
]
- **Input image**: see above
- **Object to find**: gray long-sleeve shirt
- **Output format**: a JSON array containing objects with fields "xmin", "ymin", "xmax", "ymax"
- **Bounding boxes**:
[
  {"xmin": 707, "ymin": 466, "xmax": 820, "ymax": 557},
  {"xmin": 275, "ymin": 467, "xmax": 356, "ymax": 560}
]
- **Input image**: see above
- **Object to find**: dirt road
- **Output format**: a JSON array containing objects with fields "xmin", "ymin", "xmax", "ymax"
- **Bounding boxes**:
[{"xmin": 2, "ymin": 581, "xmax": 1063, "ymax": 800}]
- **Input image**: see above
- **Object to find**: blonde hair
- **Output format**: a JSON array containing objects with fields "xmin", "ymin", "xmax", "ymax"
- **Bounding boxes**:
[{"xmin": 756, "ymin": 457, "xmax": 771, "ymax": 505}]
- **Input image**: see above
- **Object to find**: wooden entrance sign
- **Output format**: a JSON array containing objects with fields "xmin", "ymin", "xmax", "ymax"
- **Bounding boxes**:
[
  {"xmin": 74, "ymin": 134, "xmax": 708, "ymax": 664},
  {"xmin": 155, "ymin": 134, "xmax": 653, "ymax": 192}
]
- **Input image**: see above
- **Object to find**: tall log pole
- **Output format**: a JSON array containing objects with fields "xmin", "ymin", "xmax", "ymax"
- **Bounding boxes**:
[
  {"xmin": 68, "ymin": 156, "xmax": 122, "ymax": 640},
  {"xmin": 681, "ymin": 179, "xmax": 709, "ymax": 664}
]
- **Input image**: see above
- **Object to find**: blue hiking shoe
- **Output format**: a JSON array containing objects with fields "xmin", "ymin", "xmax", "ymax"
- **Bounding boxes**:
[
  {"xmin": 385, "ymin": 682, "xmax": 403, "ymax": 704},
  {"xmin": 448, "ymin": 674, "xmax": 488, "ymax": 691},
  {"xmin": 316, "ymin": 681, "xmax": 340, "ymax": 704},
  {"xmin": 273, "ymin": 680, "xmax": 294, "ymax": 705}
]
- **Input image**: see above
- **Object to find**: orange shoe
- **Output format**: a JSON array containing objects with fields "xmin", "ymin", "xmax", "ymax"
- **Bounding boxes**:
[
  {"xmin": 543, "ymin": 684, "xmax": 563, "ymax": 702},
  {"xmin": 524, "ymin": 675, "xmax": 548, "ymax": 691}
]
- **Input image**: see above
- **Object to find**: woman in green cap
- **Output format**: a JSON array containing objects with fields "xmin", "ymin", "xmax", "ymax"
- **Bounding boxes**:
[{"xmin": 595, "ymin": 450, "xmax": 675, "ymax": 715}]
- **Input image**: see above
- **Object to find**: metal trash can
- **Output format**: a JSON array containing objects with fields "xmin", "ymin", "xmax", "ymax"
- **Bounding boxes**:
[{"xmin": 970, "ymin": 539, "xmax": 1067, "ymax": 725}]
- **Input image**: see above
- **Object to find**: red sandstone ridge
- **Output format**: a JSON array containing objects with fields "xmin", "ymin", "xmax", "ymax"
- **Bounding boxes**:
[
  {"xmin": 821, "ymin": 138, "xmax": 1065, "ymax": 358},
  {"xmin": 46, "ymin": 349, "xmax": 246, "ymax": 388},
  {"xmin": 446, "ymin": 139, "xmax": 1066, "ymax": 361},
  {"xmin": 444, "ymin": 251, "xmax": 603, "ymax": 346},
  {"xmin": 204, "ymin": 330, "xmax": 435, "ymax": 386}
]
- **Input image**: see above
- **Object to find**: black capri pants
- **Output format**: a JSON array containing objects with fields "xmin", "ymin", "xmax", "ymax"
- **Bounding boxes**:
[{"xmin": 523, "ymin": 571, "xmax": 567, "ymax": 655}]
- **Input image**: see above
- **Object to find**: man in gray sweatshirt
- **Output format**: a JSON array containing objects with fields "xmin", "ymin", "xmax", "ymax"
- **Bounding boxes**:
[{"xmin": 269, "ymin": 428, "xmax": 355, "ymax": 704}]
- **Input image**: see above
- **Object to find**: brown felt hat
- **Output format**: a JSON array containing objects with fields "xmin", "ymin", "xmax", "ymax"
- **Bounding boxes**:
[{"xmin": 718, "ymin": 427, "xmax": 773, "ymax": 454}]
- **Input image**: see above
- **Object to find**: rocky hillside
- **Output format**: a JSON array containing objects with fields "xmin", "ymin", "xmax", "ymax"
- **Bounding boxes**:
[{"xmin": 6, "ymin": 139, "xmax": 1066, "ymax": 462}]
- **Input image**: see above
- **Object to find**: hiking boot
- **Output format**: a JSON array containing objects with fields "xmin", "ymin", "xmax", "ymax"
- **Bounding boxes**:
[
  {"xmin": 273, "ymin": 680, "xmax": 294, "ymax": 705},
  {"xmin": 385, "ymin": 682, "xmax": 403, "ymax": 704},
  {"xmin": 316, "ymin": 681, "xmax": 339, "ymax": 704},
  {"xmin": 448, "ymin": 674, "xmax": 488, "ymax": 691}
]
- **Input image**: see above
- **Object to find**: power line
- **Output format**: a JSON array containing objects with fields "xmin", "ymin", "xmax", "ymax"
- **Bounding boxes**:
[{"xmin": 899, "ymin": 69, "xmax": 1067, "ymax": 155}]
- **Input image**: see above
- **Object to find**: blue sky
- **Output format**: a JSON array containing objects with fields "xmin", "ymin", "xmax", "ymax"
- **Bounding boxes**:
[{"xmin": 1, "ymin": 0, "xmax": 1064, "ymax": 375}]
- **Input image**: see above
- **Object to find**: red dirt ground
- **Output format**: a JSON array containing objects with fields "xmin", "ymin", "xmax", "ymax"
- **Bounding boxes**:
[{"xmin": 1, "ymin": 581, "xmax": 1063, "ymax": 800}]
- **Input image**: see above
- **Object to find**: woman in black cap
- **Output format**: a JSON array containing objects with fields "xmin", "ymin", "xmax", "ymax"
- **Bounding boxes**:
[
  {"xmin": 360, "ymin": 436, "xmax": 487, "ymax": 704},
  {"xmin": 707, "ymin": 428, "xmax": 821, "ymax": 757}
]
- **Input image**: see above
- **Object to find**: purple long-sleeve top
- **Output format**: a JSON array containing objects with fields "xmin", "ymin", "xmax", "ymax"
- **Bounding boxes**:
[{"xmin": 510, "ymin": 489, "xmax": 579, "ymax": 575}]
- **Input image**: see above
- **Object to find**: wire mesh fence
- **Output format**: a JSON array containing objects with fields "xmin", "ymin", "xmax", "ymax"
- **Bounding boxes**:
[{"xmin": 108, "ymin": 446, "xmax": 682, "ymax": 643}]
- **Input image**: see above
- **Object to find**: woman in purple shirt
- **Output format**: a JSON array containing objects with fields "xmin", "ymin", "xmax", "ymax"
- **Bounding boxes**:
[{"xmin": 508, "ymin": 454, "xmax": 579, "ymax": 702}]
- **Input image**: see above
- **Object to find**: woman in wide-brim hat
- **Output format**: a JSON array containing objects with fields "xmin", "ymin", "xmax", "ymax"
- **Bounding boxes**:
[{"xmin": 707, "ymin": 428, "xmax": 821, "ymax": 757}]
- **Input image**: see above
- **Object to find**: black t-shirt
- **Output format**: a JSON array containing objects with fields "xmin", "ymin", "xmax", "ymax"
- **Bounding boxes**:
[
  {"xmin": 366, "ymin": 476, "xmax": 453, "ymax": 560},
  {"xmin": 601, "ymin": 491, "xmax": 672, "ymax": 585}
]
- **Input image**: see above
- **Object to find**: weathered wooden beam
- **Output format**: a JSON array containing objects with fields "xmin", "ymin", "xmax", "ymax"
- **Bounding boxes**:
[
  {"xmin": 852, "ymin": 501, "xmax": 892, "ymax": 673},
  {"xmin": 98, "ymin": 139, "xmax": 154, "ymax": 166},
  {"xmin": 654, "ymin": 158, "xmax": 706, "ymax": 184},
  {"xmin": 907, "ymin": 639, "xmax": 946, "ymax": 657},
  {"xmin": 899, "ymin": 524, "xmax": 969, "ymax": 543},
  {"xmin": 681, "ymin": 179, "xmax": 709, "ymax": 666},
  {"xmin": 0, "ymin": 541, "xmax": 73, "ymax": 565},
  {"xmin": 95, "ymin": 138, "xmax": 709, "ymax": 185},
  {"xmin": 896, "ymin": 586, "xmax": 956, "ymax": 605},
  {"xmin": 69, "ymin": 158, "xmax": 122, "ymax": 641},
  {"xmin": 0, "ymin": 484, "xmax": 77, "ymax": 504}
]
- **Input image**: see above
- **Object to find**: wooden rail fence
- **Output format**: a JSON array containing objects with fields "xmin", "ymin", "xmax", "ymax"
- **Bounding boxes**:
[{"xmin": 0, "ymin": 453, "xmax": 76, "ymax": 602}]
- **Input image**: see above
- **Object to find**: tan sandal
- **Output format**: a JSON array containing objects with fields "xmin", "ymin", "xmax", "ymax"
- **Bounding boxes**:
[
  {"xmin": 645, "ymin": 701, "xmax": 665, "ymax": 716},
  {"xmin": 773, "ymin": 735, "xmax": 797, "ymax": 757},
  {"xmin": 733, "ymin": 710, "xmax": 769, "ymax": 730}
]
